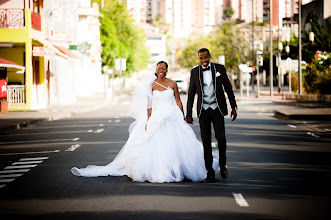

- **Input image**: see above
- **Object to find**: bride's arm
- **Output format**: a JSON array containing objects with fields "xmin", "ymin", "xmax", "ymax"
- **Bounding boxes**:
[{"xmin": 172, "ymin": 82, "xmax": 185, "ymax": 118}]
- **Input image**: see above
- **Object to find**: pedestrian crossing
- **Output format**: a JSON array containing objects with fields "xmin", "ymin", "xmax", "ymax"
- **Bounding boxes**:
[{"xmin": 0, "ymin": 156, "xmax": 48, "ymax": 189}]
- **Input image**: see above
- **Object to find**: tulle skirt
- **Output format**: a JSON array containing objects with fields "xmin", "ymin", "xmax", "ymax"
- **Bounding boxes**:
[{"xmin": 72, "ymin": 103, "xmax": 219, "ymax": 183}]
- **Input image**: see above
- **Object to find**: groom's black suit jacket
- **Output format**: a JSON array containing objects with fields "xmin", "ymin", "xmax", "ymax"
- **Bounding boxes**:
[{"xmin": 186, "ymin": 63, "xmax": 237, "ymax": 118}]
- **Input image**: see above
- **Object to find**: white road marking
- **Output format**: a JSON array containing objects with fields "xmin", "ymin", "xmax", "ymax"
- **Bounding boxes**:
[
  {"xmin": 212, "ymin": 142, "xmax": 217, "ymax": 148},
  {"xmin": 287, "ymin": 124, "xmax": 297, "ymax": 128},
  {"xmin": 99, "ymin": 124, "xmax": 104, "ymax": 127},
  {"xmin": 0, "ymin": 185, "xmax": 5, "ymax": 188},
  {"xmin": 19, "ymin": 157, "xmax": 48, "ymax": 161},
  {"xmin": 0, "ymin": 150, "xmax": 59, "ymax": 156},
  {"xmin": 0, "ymin": 139, "xmax": 77, "ymax": 145},
  {"xmin": 114, "ymin": 119, "xmax": 121, "ymax": 123},
  {"xmin": 0, "ymin": 179, "xmax": 15, "ymax": 183},
  {"xmin": 0, "ymin": 169, "xmax": 30, "ymax": 174},
  {"xmin": 307, "ymin": 132, "xmax": 320, "ymax": 138},
  {"xmin": 73, "ymin": 138, "xmax": 80, "ymax": 141},
  {"xmin": 65, "ymin": 144, "xmax": 81, "ymax": 152},
  {"xmin": 4, "ymin": 164, "xmax": 37, "ymax": 169},
  {"xmin": 88, "ymin": 130, "xmax": 93, "ymax": 132},
  {"xmin": 94, "ymin": 129, "xmax": 104, "ymax": 133},
  {"xmin": 232, "ymin": 193, "xmax": 249, "ymax": 207},
  {"xmin": 0, "ymin": 174, "xmax": 23, "ymax": 178},
  {"xmin": 2, "ymin": 130, "xmax": 94, "ymax": 136},
  {"xmin": 12, "ymin": 161, "xmax": 43, "ymax": 165},
  {"xmin": 108, "ymin": 120, "xmax": 112, "ymax": 122}
]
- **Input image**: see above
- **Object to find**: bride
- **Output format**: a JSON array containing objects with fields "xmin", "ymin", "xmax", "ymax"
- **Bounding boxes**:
[{"xmin": 71, "ymin": 61, "xmax": 218, "ymax": 183}]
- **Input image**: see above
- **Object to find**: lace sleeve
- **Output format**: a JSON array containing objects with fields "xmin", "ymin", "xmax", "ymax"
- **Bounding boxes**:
[{"xmin": 147, "ymin": 90, "xmax": 153, "ymax": 109}]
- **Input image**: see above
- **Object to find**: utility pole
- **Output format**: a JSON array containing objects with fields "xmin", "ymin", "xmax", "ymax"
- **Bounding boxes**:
[
  {"xmin": 298, "ymin": 0, "xmax": 302, "ymax": 94},
  {"xmin": 269, "ymin": 0, "xmax": 273, "ymax": 96},
  {"xmin": 251, "ymin": 0, "xmax": 255, "ymax": 90}
]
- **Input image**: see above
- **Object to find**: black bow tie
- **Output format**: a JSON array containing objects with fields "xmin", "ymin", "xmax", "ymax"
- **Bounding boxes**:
[{"xmin": 202, "ymin": 66, "xmax": 210, "ymax": 71}]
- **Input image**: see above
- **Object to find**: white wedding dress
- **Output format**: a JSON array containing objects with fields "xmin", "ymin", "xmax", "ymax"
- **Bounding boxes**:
[{"xmin": 72, "ymin": 78, "xmax": 219, "ymax": 183}]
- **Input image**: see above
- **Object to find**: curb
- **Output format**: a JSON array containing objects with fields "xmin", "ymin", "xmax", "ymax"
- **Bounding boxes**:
[{"xmin": 274, "ymin": 110, "xmax": 331, "ymax": 121}]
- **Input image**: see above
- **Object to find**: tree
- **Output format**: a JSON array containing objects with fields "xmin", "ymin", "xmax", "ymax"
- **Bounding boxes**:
[
  {"xmin": 223, "ymin": 8, "xmax": 234, "ymax": 20},
  {"xmin": 176, "ymin": 35, "xmax": 211, "ymax": 70},
  {"xmin": 93, "ymin": 0, "xmax": 150, "ymax": 75}
]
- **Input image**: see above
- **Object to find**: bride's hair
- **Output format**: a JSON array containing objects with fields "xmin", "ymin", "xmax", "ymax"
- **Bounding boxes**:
[{"xmin": 155, "ymin": 61, "xmax": 168, "ymax": 77}]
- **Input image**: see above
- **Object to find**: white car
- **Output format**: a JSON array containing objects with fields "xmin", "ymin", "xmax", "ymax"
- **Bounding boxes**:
[{"xmin": 173, "ymin": 77, "xmax": 189, "ymax": 94}]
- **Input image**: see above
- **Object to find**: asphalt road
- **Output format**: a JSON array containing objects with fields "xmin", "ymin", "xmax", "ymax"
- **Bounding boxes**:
[{"xmin": 0, "ymin": 94, "xmax": 330, "ymax": 219}]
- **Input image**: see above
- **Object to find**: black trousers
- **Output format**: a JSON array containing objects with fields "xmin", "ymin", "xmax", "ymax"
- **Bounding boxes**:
[{"xmin": 199, "ymin": 108, "xmax": 227, "ymax": 178}]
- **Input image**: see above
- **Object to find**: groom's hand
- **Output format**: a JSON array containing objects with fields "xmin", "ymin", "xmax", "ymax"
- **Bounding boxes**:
[
  {"xmin": 185, "ymin": 116, "xmax": 194, "ymax": 124},
  {"xmin": 231, "ymin": 109, "xmax": 237, "ymax": 121}
]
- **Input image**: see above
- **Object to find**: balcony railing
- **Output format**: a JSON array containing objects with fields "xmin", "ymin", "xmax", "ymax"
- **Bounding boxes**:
[
  {"xmin": 0, "ymin": 9, "xmax": 41, "ymax": 31},
  {"xmin": 7, "ymin": 85, "xmax": 26, "ymax": 106},
  {"xmin": 0, "ymin": 9, "xmax": 24, "ymax": 29}
]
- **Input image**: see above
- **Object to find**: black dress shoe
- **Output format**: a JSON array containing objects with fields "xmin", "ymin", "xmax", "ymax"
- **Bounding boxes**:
[
  {"xmin": 203, "ymin": 176, "xmax": 215, "ymax": 183},
  {"xmin": 220, "ymin": 167, "xmax": 228, "ymax": 179}
]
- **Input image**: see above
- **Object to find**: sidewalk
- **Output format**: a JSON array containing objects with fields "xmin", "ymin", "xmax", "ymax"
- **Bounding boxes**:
[
  {"xmin": 0, "ymin": 94, "xmax": 121, "ymax": 134},
  {"xmin": 235, "ymin": 88, "xmax": 331, "ymax": 120}
]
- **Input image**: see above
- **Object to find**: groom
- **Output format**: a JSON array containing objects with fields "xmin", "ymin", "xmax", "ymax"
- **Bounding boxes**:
[{"xmin": 185, "ymin": 48, "xmax": 237, "ymax": 183}]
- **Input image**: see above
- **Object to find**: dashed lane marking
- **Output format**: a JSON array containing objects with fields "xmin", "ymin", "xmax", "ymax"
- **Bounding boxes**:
[
  {"xmin": 73, "ymin": 138, "xmax": 80, "ymax": 141},
  {"xmin": 94, "ymin": 129, "xmax": 104, "ymax": 133},
  {"xmin": 114, "ymin": 119, "xmax": 121, "ymax": 123},
  {"xmin": 0, "ymin": 139, "xmax": 78, "ymax": 145},
  {"xmin": 232, "ymin": 193, "xmax": 249, "ymax": 207},
  {"xmin": 99, "ymin": 124, "xmax": 104, "ymax": 127},
  {"xmin": 65, "ymin": 144, "xmax": 81, "ymax": 152}
]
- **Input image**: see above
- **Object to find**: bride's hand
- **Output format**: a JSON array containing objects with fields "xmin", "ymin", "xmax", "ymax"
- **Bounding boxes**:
[{"xmin": 145, "ymin": 124, "xmax": 147, "ymax": 131}]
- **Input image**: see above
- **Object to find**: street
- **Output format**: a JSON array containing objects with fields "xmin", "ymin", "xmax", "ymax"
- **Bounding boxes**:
[{"xmin": 0, "ymin": 94, "xmax": 330, "ymax": 219}]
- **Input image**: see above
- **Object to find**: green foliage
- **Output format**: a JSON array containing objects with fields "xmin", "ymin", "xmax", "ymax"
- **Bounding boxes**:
[
  {"xmin": 176, "ymin": 21, "xmax": 249, "ymax": 76},
  {"xmin": 176, "ymin": 35, "xmax": 211, "ymax": 70},
  {"xmin": 152, "ymin": 14, "xmax": 170, "ymax": 35},
  {"xmin": 93, "ymin": 0, "xmax": 150, "ymax": 75},
  {"xmin": 223, "ymin": 8, "xmax": 234, "ymax": 18},
  {"xmin": 304, "ymin": 52, "xmax": 331, "ymax": 94},
  {"xmin": 284, "ymin": 17, "xmax": 331, "ymax": 63}
]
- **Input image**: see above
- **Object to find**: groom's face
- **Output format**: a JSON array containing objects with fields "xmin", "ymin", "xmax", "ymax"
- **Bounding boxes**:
[{"xmin": 199, "ymin": 51, "xmax": 210, "ymax": 67}]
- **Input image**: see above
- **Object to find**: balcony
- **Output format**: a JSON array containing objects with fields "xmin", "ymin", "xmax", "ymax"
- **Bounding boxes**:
[
  {"xmin": 0, "ymin": 9, "xmax": 41, "ymax": 31},
  {"xmin": 7, "ymin": 85, "xmax": 26, "ymax": 106}
]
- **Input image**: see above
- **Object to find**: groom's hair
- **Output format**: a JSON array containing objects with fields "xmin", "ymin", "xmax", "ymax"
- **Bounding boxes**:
[{"xmin": 198, "ymin": 48, "xmax": 210, "ymax": 56}]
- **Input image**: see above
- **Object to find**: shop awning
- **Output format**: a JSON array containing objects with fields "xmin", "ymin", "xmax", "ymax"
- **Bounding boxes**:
[
  {"xmin": 0, "ymin": 57, "xmax": 25, "ymax": 73},
  {"xmin": 52, "ymin": 45, "xmax": 81, "ymax": 59}
]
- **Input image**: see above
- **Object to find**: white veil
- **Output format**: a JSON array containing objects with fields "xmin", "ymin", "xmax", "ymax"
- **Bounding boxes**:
[{"xmin": 128, "ymin": 69, "xmax": 156, "ymax": 133}]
